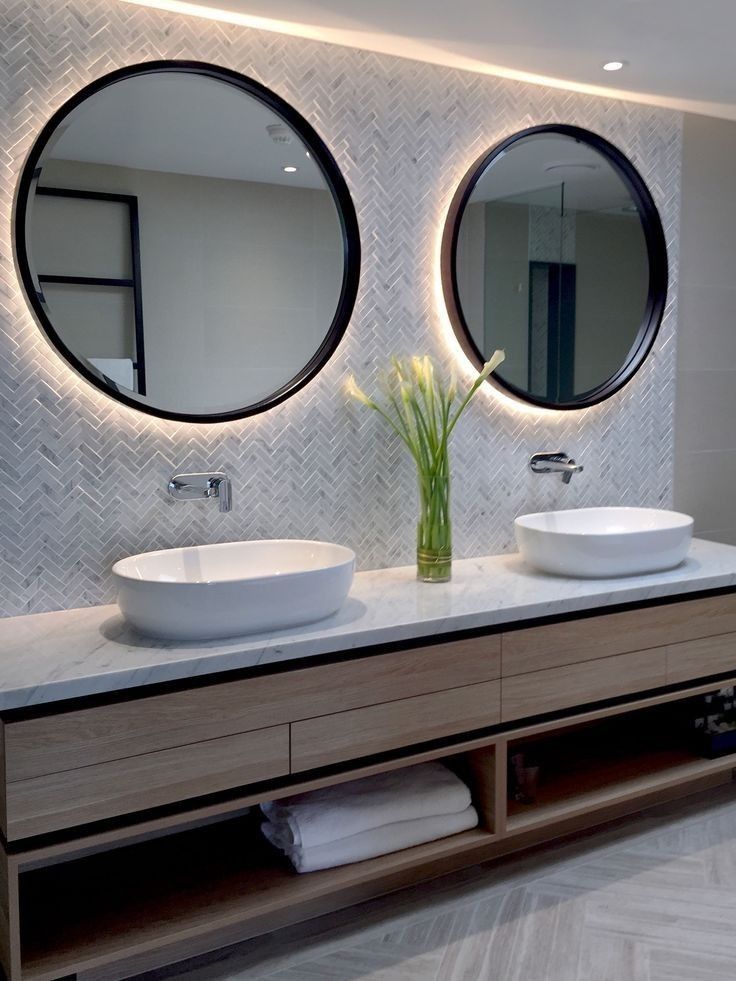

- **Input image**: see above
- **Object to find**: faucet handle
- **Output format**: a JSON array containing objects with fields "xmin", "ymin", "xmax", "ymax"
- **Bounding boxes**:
[
  {"xmin": 167, "ymin": 472, "xmax": 232, "ymax": 512},
  {"xmin": 208, "ymin": 474, "xmax": 232, "ymax": 513}
]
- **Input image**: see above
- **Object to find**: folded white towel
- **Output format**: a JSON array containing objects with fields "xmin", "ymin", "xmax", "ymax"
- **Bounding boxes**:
[
  {"xmin": 262, "ymin": 804, "xmax": 478, "ymax": 873},
  {"xmin": 260, "ymin": 762, "xmax": 471, "ymax": 850}
]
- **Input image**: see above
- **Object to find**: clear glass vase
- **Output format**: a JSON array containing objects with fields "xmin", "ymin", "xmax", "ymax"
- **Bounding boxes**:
[{"xmin": 416, "ymin": 473, "xmax": 452, "ymax": 582}]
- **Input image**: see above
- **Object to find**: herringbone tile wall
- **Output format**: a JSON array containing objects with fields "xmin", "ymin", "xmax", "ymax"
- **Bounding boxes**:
[{"xmin": 0, "ymin": 0, "xmax": 682, "ymax": 617}]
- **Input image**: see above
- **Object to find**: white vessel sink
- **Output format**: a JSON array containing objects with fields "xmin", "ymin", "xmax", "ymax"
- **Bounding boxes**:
[
  {"xmin": 113, "ymin": 539, "xmax": 356, "ymax": 640},
  {"xmin": 514, "ymin": 507, "xmax": 693, "ymax": 578}
]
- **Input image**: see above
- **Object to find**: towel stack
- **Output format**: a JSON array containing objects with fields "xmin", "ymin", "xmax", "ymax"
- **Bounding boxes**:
[{"xmin": 260, "ymin": 761, "xmax": 478, "ymax": 873}]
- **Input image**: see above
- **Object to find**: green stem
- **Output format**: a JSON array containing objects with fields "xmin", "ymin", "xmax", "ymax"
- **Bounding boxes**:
[{"xmin": 417, "ymin": 454, "xmax": 451, "ymax": 582}]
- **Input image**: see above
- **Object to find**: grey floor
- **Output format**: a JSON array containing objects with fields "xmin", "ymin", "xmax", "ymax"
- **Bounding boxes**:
[{"xmin": 145, "ymin": 784, "xmax": 736, "ymax": 981}]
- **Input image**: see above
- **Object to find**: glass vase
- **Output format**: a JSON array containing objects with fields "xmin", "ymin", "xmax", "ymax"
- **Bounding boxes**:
[{"xmin": 416, "ymin": 473, "xmax": 452, "ymax": 582}]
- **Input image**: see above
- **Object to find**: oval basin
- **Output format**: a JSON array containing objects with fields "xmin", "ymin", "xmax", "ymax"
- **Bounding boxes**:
[
  {"xmin": 514, "ymin": 507, "xmax": 693, "ymax": 578},
  {"xmin": 113, "ymin": 539, "xmax": 356, "ymax": 640}
]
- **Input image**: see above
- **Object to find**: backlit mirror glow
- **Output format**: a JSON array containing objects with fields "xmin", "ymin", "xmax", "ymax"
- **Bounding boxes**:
[
  {"xmin": 16, "ymin": 63, "xmax": 360, "ymax": 422},
  {"xmin": 443, "ymin": 125, "xmax": 667, "ymax": 409}
]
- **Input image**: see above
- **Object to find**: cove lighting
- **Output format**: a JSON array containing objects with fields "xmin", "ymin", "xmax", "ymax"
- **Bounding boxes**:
[{"xmin": 119, "ymin": 1, "xmax": 729, "ymax": 118}]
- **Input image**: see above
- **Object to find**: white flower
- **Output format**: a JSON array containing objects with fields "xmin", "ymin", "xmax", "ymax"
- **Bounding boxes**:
[
  {"xmin": 345, "ymin": 375, "xmax": 375, "ymax": 408},
  {"xmin": 478, "ymin": 348, "xmax": 505, "ymax": 383}
]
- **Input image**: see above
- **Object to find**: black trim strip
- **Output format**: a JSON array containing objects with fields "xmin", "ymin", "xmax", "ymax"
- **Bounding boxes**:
[
  {"xmin": 38, "ymin": 276, "xmax": 135, "ymax": 288},
  {"xmin": 36, "ymin": 187, "xmax": 138, "ymax": 205}
]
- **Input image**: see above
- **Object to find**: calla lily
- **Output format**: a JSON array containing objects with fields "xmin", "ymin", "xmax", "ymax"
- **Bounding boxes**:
[
  {"xmin": 345, "ymin": 375, "xmax": 376, "ymax": 408},
  {"xmin": 447, "ymin": 368, "xmax": 458, "ymax": 403},
  {"xmin": 347, "ymin": 349, "xmax": 505, "ymax": 471},
  {"xmin": 479, "ymin": 348, "xmax": 506, "ymax": 381},
  {"xmin": 348, "ymin": 350, "xmax": 505, "ymax": 580}
]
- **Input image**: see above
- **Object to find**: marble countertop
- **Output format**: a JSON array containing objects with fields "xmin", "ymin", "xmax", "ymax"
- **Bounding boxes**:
[{"xmin": 2, "ymin": 538, "xmax": 736, "ymax": 711}]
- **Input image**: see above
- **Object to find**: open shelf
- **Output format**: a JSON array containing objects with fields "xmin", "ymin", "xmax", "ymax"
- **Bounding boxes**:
[
  {"xmin": 506, "ymin": 699, "xmax": 736, "ymax": 833},
  {"xmin": 19, "ymin": 748, "xmax": 497, "ymax": 981},
  {"xmin": 20, "ymin": 816, "xmax": 492, "ymax": 981},
  {"xmin": 507, "ymin": 748, "xmax": 736, "ymax": 832}
]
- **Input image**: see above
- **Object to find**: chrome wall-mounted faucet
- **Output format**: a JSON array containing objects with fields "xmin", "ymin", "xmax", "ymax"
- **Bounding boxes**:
[
  {"xmin": 167, "ymin": 472, "xmax": 232, "ymax": 512},
  {"xmin": 529, "ymin": 452, "xmax": 583, "ymax": 485}
]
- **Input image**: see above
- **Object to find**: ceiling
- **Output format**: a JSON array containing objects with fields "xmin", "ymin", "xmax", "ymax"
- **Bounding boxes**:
[
  {"xmin": 470, "ymin": 136, "xmax": 634, "ymax": 213},
  {"xmin": 124, "ymin": 0, "xmax": 736, "ymax": 120},
  {"xmin": 47, "ymin": 71, "xmax": 326, "ymax": 188}
]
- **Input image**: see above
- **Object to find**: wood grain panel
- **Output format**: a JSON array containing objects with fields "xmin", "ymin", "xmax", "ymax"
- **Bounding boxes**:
[
  {"xmin": 5, "ymin": 637, "xmax": 498, "ymax": 782},
  {"xmin": 502, "ymin": 593, "xmax": 736, "ymax": 677},
  {"xmin": 667, "ymin": 633, "xmax": 736, "ymax": 684},
  {"xmin": 15, "ymin": 734, "xmax": 500, "ymax": 873},
  {"xmin": 291, "ymin": 681, "xmax": 500, "ymax": 772},
  {"xmin": 492, "ymin": 737, "xmax": 508, "ymax": 837},
  {"xmin": 0, "ymin": 844, "xmax": 19, "ymax": 981},
  {"xmin": 465, "ymin": 745, "xmax": 496, "ymax": 832},
  {"xmin": 501, "ymin": 649, "xmax": 667, "ymax": 722},
  {"xmin": 5, "ymin": 726, "xmax": 289, "ymax": 840},
  {"xmin": 0, "ymin": 721, "xmax": 6, "ymax": 837}
]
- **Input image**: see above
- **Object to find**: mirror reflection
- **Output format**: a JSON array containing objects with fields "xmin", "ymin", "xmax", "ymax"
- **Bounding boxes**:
[
  {"xmin": 19, "ymin": 66, "xmax": 358, "ymax": 420},
  {"xmin": 453, "ymin": 131, "xmax": 658, "ymax": 405}
]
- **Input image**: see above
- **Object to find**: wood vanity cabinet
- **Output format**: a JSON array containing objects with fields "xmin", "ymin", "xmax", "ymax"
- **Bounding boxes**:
[
  {"xmin": 0, "ymin": 636, "xmax": 500, "ymax": 840},
  {"xmin": 2, "ymin": 591, "xmax": 736, "ymax": 981}
]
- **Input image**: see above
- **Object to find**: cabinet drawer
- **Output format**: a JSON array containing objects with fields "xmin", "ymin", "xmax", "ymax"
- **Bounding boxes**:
[
  {"xmin": 4, "ymin": 636, "xmax": 498, "ymax": 782},
  {"xmin": 291, "ymin": 681, "xmax": 500, "ymax": 772},
  {"xmin": 501, "ymin": 649, "xmax": 667, "ymax": 722},
  {"xmin": 667, "ymin": 634, "xmax": 736, "ymax": 685},
  {"xmin": 502, "ymin": 594, "xmax": 736, "ymax": 677},
  {"xmin": 5, "ymin": 725, "xmax": 289, "ymax": 840}
]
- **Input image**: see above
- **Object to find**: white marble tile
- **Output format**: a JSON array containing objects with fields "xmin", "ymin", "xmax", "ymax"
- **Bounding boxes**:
[
  {"xmin": 0, "ymin": 0, "xmax": 682, "ymax": 619},
  {"xmin": 0, "ymin": 539, "xmax": 735, "ymax": 711}
]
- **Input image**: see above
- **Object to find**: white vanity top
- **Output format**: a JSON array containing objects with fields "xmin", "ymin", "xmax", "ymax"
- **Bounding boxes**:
[{"xmin": 1, "ymin": 538, "xmax": 736, "ymax": 711}]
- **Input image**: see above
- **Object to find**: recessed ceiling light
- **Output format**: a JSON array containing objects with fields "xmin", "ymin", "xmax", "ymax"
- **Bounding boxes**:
[
  {"xmin": 283, "ymin": 165, "xmax": 298, "ymax": 173},
  {"xmin": 603, "ymin": 61, "xmax": 625, "ymax": 72}
]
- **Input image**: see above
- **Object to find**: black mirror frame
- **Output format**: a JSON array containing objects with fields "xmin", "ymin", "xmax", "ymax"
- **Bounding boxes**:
[
  {"xmin": 13, "ymin": 60, "xmax": 361, "ymax": 424},
  {"xmin": 440, "ymin": 123, "xmax": 668, "ymax": 410}
]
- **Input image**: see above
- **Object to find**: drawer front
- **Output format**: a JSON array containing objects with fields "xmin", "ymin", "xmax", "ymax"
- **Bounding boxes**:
[
  {"xmin": 501, "ymin": 649, "xmax": 667, "ymax": 722},
  {"xmin": 291, "ymin": 681, "xmax": 500, "ymax": 772},
  {"xmin": 502, "ymin": 593, "xmax": 736, "ymax": 677},
  {"xmin": 667, "ymin": 634, "xmax": 736, "ymax": 685},
  {"xmin": 5, "ymin": 725, "xmax": 289, "ymax": 840},
  {"xmin": 5, "ymin": 636, "xmax": 498, "ymax": 782}
]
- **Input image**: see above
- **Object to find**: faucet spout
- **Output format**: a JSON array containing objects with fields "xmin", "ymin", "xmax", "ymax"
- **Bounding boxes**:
[
  {"xmin": 529, "ymin": 452, "xmax": 584, "ymax": 484},
  {"xmin": 167, "ymin": 472, "xmax": 233, "ymax": 512}
]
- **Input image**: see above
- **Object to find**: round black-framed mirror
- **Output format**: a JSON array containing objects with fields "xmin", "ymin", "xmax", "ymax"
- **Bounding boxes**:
[
  {"xmin": 441, "ymin": 124, "xmax": 668, "ymax": 410},
  {"xmin": 14, "ymin": 60, "xmax": 361, "ymax": 423}
]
